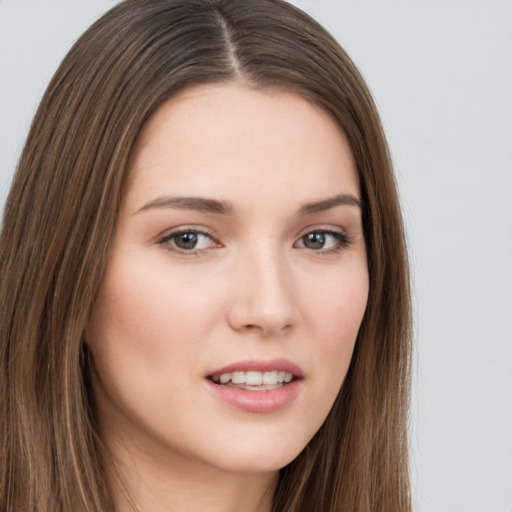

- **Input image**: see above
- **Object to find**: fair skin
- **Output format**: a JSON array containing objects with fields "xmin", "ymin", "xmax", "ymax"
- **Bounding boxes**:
[{"xmin": 86, "ymin": 83, "xmax": 369, "ymax": 512}]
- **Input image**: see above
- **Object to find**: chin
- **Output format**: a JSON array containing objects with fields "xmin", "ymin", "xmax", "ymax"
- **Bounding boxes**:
[{"xmin": 198, "ymin": 430, "xmax": 312, "ymax": 475}]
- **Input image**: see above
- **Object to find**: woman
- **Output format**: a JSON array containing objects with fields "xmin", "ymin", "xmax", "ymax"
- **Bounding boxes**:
[{"xmin": 0, "ymin": 0, "xmax": 412, "ymax": 511}]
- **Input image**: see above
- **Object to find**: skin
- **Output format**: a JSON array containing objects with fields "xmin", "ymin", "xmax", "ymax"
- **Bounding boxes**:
[{"xmin": 86, "ymin": 83, "xmax": 369, "ymax": 512}]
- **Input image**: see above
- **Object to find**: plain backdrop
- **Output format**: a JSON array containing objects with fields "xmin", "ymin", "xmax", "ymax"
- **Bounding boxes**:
[{"xmin": 1, "ymin": 1, "xmax": 511, "ymax": 511}]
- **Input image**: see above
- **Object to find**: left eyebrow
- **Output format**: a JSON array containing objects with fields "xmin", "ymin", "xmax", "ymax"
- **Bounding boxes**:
[{"xmin": 298, "ymin": 194, "xmax": 363, "ymax": 215}]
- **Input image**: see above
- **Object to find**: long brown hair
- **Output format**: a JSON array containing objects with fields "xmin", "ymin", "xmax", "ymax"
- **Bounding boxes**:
[{"xmin": 0, "ymin": 1, "xmax": 412, "ymax": 510}]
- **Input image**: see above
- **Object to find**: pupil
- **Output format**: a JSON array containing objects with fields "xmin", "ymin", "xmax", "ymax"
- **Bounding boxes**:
[
  {"xmin": 176, "ymin": 232, "xmax": 198, "ymax": 249},
  {"xmin": 304, "ymin": 232, "xmax": 325, "ymax": 249}
]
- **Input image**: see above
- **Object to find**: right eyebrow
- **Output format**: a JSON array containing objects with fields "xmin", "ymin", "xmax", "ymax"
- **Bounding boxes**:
[{"xmin": 135, "ymin": 195, "xmax": 235, "ymax": 215}]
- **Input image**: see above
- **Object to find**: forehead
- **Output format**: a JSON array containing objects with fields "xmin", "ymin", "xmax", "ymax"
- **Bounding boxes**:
[{"xmin": 125, "ymin": 83, "xmax": 359, "ymax": 211}]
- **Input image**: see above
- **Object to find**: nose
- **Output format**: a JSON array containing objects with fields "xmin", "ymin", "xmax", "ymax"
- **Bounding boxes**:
[{"xmin": 226, "ymin": 244, "xmax": 298, "ymax": 337}]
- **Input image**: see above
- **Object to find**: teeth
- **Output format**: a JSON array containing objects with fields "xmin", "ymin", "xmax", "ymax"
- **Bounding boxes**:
[
  {"xmin": 219, "ymin": 373, "xmax": 231, "ymax": 384},
  {"xmin": 231, "ymin": 372, "xmax": 245, "ymax": 384},
  {"xmin": 263, "ymin": 370, "xmax": 278, "ymax": 385},
  {"xmin": 214, "ymin": 370, "xmax": 294, "ymax": 386},
  {"xmin": 246, "ymin": 371, "xmax": 263, "ymax": 385}
]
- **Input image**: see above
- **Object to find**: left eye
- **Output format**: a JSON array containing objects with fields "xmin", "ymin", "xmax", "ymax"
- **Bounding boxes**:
[
  {"xmin": 162, "ymin": 230, "xmax": 218, "ymax": 252},
  {"xmin": 295, "ymin": 230, "xmax": 350, "ymax": 251}
]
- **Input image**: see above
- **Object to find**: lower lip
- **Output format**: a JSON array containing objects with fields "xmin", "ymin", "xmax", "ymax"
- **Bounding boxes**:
[{"xmin": 205, "ymin": 378, "xmax": 303, "ymax": 413}]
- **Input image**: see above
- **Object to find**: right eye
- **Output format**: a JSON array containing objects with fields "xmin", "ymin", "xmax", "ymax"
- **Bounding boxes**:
[{"xmin": 159, "ymin": 229, "xmax": 220, "ymax": 254}]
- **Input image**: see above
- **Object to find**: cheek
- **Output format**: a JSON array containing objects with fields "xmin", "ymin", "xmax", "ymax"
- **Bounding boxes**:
[
  {"xmin": 300, "ymin": 261, "xmax": 369, "ymax": 393},
  {"xmin": 85, "ymin": 257, "xmax": 229, "ymax": 405},
  {"xmin": 91, "ymin": 258, "xmax": 221, "ymax": 345},
  {"xmin": 304, "ymin": 258, "xmax": 368, "ymax": 338}
]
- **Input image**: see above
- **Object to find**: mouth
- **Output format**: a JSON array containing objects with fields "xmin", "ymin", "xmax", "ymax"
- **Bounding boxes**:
[
  {"xmin": 205, "ymin": 359, "xmax": 304, "ymax": 413},
  {"xmin": 209, "ymin": 370, "xmax": 295, "ymax": 391}
]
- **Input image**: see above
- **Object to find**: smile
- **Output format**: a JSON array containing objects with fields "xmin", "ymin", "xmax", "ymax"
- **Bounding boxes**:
[
  {"xmin": 211, "ymin": 370, "xmax": 294, "ymax": 390},
  {"xmin": 206, "ymin": 359, "xmax": 304, "ymax": 413}
]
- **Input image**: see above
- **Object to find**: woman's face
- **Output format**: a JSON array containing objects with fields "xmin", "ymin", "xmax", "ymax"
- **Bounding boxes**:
[{"xmin": 87, "ymin": 83, "xmax": 369, "ymax": 475}]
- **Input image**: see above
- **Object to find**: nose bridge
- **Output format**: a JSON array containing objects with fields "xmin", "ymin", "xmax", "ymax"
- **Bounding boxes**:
[{"xmin": 228, "ymin": 237, "xmax": 296, "ymax": 335}]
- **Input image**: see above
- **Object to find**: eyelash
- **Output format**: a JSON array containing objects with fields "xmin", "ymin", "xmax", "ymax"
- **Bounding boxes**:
[
  {"xmin": 295, "ymin": 229, "xmax": 352, "ymax": 254},
  {"xmin": 158, "ymin": 227, "xmax": 352, "ymax": 256},
  {"xmin": 159, "ymin": 228, "xmax": 220, "ymax": 255}
]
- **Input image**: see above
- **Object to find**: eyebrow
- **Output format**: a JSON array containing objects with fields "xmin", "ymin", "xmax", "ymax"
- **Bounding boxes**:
[
  {"xmin": 136, "ymin": 196, "xmax": 234, "ymax": 215},
  {"xmin": 136, "ymin": 193, "xmax": 362, "ymax": 215},
  {"xmin": 298, "ymin": 194, "xmax": 363, "ymax": 214}
]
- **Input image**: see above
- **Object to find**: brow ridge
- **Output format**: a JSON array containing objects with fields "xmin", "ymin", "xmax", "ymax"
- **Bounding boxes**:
[
  {"xmin": 137, "ymin": 196, "xmax": 234, "ymax": 215},
  {"xmin": 298, "ymin": 194, "xmax": 363, "ymax": 215},
  {"xmin": 136, "ymin": 193, "xmax": 362, "ymax": 216}
]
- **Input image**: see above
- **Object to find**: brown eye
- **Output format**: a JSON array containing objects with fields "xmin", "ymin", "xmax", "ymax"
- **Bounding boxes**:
[
  {"xmin": 160, "ymin": 229, "xmax": 220, "ymax": 254},
  {"xmin": 174, "ymin": 232, "xmax": 199, "ymax": 250},
  {"xmin": 302, "ymin": 232, "xmax": 326, "ymax": 250},
  {"xmin": 296, "ymin": 230, "xmax": 351, "ymax": 252}
]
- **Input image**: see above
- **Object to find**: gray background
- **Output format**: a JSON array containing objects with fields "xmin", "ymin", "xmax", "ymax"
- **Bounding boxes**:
[{"xmin": 1, "ymin": 1, "xmax": 511, "ymax": 510}]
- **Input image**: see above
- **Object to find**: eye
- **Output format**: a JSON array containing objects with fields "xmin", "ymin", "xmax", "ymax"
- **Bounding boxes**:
[
  {"xmin": 295, "ymin": 230, "xmax": 351, "ymax": 252},
  {"xmin": 160, "ymin": 229, "xmax": 220, "ymax": 253}
]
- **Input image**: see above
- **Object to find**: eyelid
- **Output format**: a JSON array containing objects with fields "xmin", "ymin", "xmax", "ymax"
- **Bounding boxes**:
[
  {"xmin": 156, "ymin": 224, "xmax": 352, "ymax": 256},
  {"xmin": 295, "ymin": 224, "xmax": 350, "ymax": 240},
  {"xmin": 294, "ymin": 225, "xmax": 353, "ymax": 252},
  {"xmin": 157, "ymin": 225, "xmax": 222, "ymax": 255}
]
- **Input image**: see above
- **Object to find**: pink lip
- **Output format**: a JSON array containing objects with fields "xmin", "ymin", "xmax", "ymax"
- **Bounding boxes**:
[{"xmin": 205, "ymin": 358, "xmax": 304, "ymax": 414}]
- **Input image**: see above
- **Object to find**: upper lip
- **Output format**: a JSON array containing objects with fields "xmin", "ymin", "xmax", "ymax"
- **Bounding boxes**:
[{"xmin": 208, "ymin": 358, "xmax": 305, "ymax": 380}]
